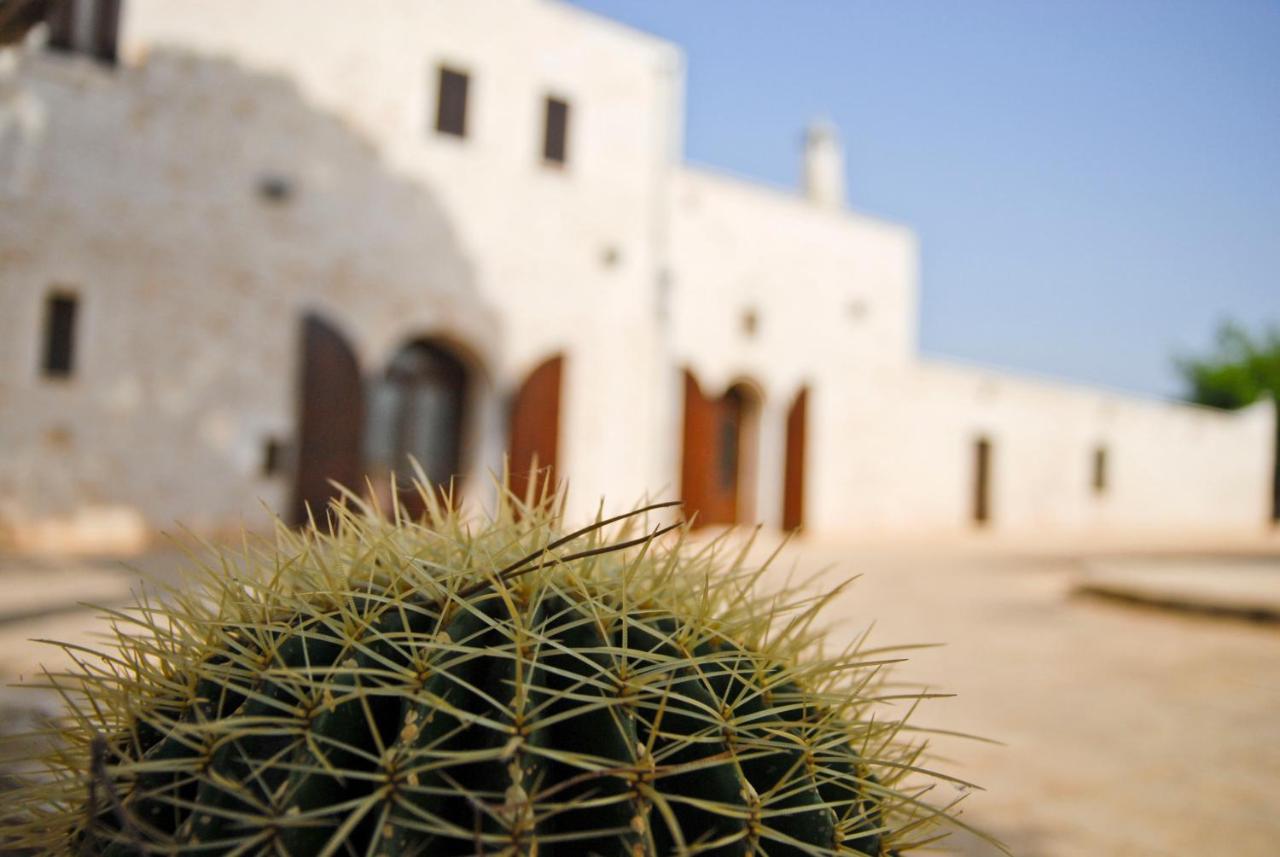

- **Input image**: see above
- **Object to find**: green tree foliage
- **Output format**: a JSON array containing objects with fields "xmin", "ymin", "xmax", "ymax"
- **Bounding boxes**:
[
  {"xmin": 1177, "ymin": 321, "xmax": 1280, "ymax": 410},
  {"xmin": 1178, "ymin": 320, "xmax": 1280, "ymax": 521}
]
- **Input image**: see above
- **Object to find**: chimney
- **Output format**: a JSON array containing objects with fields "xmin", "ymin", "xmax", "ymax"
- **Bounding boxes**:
[{"xmin": 802, "ymin": 119, "xmax": 845, "ymax": 208}]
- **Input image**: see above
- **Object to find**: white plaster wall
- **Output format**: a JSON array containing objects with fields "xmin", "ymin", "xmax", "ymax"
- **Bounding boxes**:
[
  {"xmin": 121, "ymin": 0, "xmax": 686, "ymax": 521},
  {"xmin": 666, "ymin": 166, "xmax": 919, "ymax": 527},
  {"xmin": 669, "ymin": 167, "xmax": 918, "ymax": 389},
  {"xmin": 666, "ymin": 168, "xmax": 1272, "ymax": 538},
  {"xmin": 814, "ymin": 359, "xmax": 1275, "ymax": 536},
  {"xmin": 1, "ymin": 0, "xmax": 1272, "ymax": 545},
  {"xmin": 0, "ymin": 50, "xmax": 502, "ymax": 540}
]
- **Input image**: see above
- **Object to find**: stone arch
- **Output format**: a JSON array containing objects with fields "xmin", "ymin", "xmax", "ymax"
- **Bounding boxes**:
[
  {"xmin": 291, "ymin": 312, "xmax": 364, "ymax": 527},
  {"xmin": 365, "ymin": 336, "xmax": 475, "ymax": 514},
  {"xmin": 508, "ymin": 353, "xmax": 565, "ymax": 506},
  {"xmin": 680, "ymin": 369, "xmax": 762, "ymax": 528}
]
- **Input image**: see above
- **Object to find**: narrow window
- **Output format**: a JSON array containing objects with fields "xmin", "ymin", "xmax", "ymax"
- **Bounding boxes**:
[
  {"xmin": 717, "ymin": 389, "xmax": 742, "ymax": 492},
  {"xmin": 261, "ymin": 437, "xmax": 286, "ymax": 477},
  {"xmin": 542, "ymin": 96, "xmax": 569, "ymax": 165},
  {"xmin": 1092, "ymin": 446, "xmax": 1108, "ymax": 495},
  {"xmin": 44, "ymin": 0, "xmax": 120, "ymax": 65},
  {"xmin": 972, "ymin": 436, "xmax": 992, "ymax": 526},
  {"xmin": 435, "ymin": 67, "xmax": 469, "ymax": 137},
  {"xmin": 42, "ymin": 292, "xmax": 78, "ymax": 378},
  {"xmin": 91, "ymin": 0, "xmax": 120, "ymax": 63}
]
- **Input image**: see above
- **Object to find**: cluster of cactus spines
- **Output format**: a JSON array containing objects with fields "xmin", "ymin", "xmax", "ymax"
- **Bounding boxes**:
[{"xmin": 1, "ymin": 479, "xmax": 971, "ymax": 856}]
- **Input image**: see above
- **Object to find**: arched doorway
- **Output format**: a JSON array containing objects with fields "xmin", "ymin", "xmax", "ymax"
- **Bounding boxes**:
[
  {"xmin": 680, "ymin": 370, "xmax": 759, "ymax": 528},
  {"xmin": 782, "ymin": 386, "xmax": 809, "ymax": 531},
  {"xmin": 508, "ymin": 354, "xmax": 564, "ymax": 506},
  {"xmin": 365, "ymin": 339, "xmax": 469, "ymax": 515},
  {"xmin": 292, "ymin": 314, "xmax": 364, "ymax": 526}
]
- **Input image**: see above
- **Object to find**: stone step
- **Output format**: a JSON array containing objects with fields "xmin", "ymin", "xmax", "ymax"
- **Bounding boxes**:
[{"xmin": 1075, "ymin": 558, "xmax": 1280, "ymax": 623}]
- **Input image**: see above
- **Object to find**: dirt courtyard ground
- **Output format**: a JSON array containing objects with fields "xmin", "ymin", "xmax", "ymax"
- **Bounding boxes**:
[
  {"xmin": 765, "ymin": 538, "xmax": 1280, "ymax": 857},
  {"xmin": 1, "ymin": 535, "xmax": 1277, "ymax": 856}
]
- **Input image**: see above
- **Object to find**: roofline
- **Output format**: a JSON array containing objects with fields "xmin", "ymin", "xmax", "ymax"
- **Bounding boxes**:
[
  {"xmin": 677, "ymin": 160, "xmax": 915, "ymax": 236},
  {"xmin": 543, "ymin": 0, "xmax": 684, "ymax": 59},
  {"xmin": 916, "ymin": 352, "xmax": 1273, "ymax": 419}
]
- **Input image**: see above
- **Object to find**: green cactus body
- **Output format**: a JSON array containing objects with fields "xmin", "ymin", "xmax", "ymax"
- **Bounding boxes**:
[{"xmin": 2, "ymin": 487, "xmax": 969, "ymax": 855}]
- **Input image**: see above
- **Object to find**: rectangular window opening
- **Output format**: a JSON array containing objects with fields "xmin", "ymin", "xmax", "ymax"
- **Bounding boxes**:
[
  {"xmin": 45, "ymin": 0, "xmax": 120, "ymax": 65},
  {"xmin": 1092, "ymin": 446, "xmax": 1108, "ymax": 495},
  {"xmin": 262, "ymin": 436, "xmax": 289, "ymax": 477},
  {"xmin": 42, "ymin": 292, "xmax": 79, "ymax": 378},
  {"xmin": 542, "ymin": 96, "xmax": 569, "ymax": 165},
  {"xmin": 435, "ymin": 66, "xmax": 469, "ymax": 137}
]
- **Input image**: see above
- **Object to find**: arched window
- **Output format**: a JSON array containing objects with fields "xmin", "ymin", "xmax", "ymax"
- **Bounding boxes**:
[
  {"xmin": 45, "ymin": 0, "xmax": 120, "ymax": 65},
  {"xmin": 365, "ymin": 340, "xmax": 468, "ymax": 496}
]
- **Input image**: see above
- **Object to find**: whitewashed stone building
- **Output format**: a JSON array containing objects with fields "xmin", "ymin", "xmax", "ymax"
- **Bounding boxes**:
[{"xmin": 0, "ymin": 0, "xmax": 1274, "ymax": 551}]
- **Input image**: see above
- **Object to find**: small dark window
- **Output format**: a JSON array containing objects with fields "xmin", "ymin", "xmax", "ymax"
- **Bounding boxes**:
[
  {"xmin": 257, "ymin": 173, "xmax": 294, "ymax": 203},
  {"xmin": 45, "ymin": 0, "xmax": 120, "ymax": 65},
  {"xmin": 262, "ymin": 437, "xmax": 287, "ymax": 477},
  {"xmin": 1092, "ymin": 446, "xmax": 1108, "ymax": 495},
  {"xmin": 435, "ymin": 67, "xmax": 469, "ymax": 137},
  {"xmin": 42, "ymin": 292, "xmax": 78, "ymax": 378},
  {"xmin": 543, "ymin": 96, "xmax": 569, "ymax": 165}
]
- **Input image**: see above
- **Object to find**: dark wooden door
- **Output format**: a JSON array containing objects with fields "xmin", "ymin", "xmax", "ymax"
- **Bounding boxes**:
[
  {"xmin": 681, "ymin": 371, "xmax": 740, "ymax": 528},
  {"xmin": 973, "ymin": 437, "xmax": 992, "ymax": 526},
  {"xmin": 782, "ymin": 387, "xmax": 808, "ymax": 531},
  {"xmin": 509, "ymin": 354, "xmax": 563, "ymax": 506},
  {"xmin": 292, "ymin": 314, "xmax": 364, "ymax": 527}
]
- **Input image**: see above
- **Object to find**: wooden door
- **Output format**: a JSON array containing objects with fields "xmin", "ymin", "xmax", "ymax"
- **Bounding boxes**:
[
  {"xmin": 782, "ymin": 387, "xmax": 808, "ymax": 531},
  {"xmin": 973, "ymin": 437, "xmax": 992, "ymax": 526},
  {"xmin": 292, "ymin": 314, "xmax": 364, "ymax": 527},
  {"xmin": 681, "ymin": 371, "xmax": 741, "ymax": 528},
  {"xmin": 508, "ymin": 354, "xmax": 563, "ymax": 506}
]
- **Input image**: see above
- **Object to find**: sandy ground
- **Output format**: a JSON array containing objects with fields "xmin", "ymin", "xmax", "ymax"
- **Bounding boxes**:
[
  {"xmin": 1, "ymin": 539, "xmax": 1278, "ymax": 856},
  {"xmin": 766, "ymin": 541, "xmax": 1280, "ymax": 857}
]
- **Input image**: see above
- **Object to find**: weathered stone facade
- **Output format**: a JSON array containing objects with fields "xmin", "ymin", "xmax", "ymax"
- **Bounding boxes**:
[{"xmin": 0, "ymin": 0, "xmax": 1273, "ymax": 550}]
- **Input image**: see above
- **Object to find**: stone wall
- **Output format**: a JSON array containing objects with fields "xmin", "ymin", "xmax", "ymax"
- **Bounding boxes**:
[{"xmin": 0, "ymin": 50, "xmax": 500, "ymax": 545}]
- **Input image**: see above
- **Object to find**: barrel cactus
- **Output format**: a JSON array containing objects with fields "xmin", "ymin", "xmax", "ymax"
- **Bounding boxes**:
[{"xmin": 2, "ymin": 483, "xmax": 973, "ymax": 855}]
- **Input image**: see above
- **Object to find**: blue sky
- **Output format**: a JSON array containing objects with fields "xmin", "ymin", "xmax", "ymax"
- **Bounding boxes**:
[{"xmin": 567, "ymin": 0, "xmax": 1280, "ymax": 398}]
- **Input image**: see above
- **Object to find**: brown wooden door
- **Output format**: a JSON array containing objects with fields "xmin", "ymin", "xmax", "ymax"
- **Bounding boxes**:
[
  {"xmin": 973, "ymin": 437, "xmax": 992, "ymax": 526},
  {"xmin": 782, "ymin": 387, "xmax": 808, "ymax": 531},
  {"xmin": 681, "ymin": 371, "xmax": 741, "ymax": 528},
  {"xmin": 292, "ymin": 314, "xmax": 364, "ymax": 527},
  {"xmin": 508, "ymin": 354, "xmax": 563, "ymax": 506}
]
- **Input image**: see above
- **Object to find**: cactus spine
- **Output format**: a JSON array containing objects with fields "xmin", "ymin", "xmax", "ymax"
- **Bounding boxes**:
[{"xmin": 1, "ymin": 484, "xmax": 971, "ymax": 855}]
